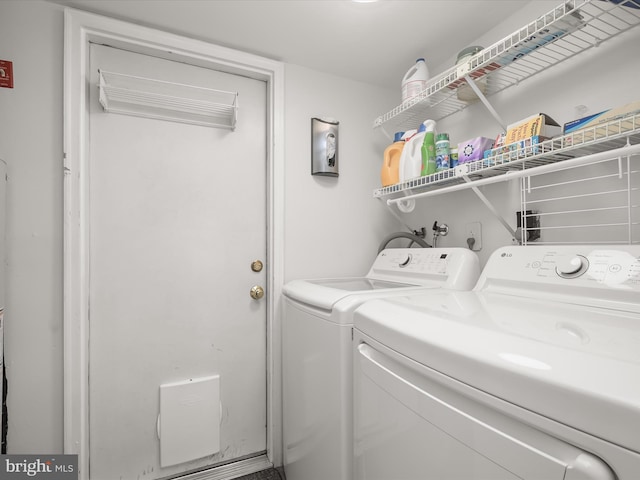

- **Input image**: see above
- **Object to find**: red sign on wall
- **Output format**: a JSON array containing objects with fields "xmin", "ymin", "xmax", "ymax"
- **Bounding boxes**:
[{"xmin": 0, "ymin": 60, "xmax": 14, "ymax": 89}]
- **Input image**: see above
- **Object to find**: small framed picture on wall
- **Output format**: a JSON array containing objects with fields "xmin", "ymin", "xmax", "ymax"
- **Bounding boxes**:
[{"xmin": 311, "ymin": 117, "xmax": 339, "ymax": 177}]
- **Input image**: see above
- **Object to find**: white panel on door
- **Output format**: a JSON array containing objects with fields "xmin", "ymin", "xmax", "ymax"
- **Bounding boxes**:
[{"xmin": 159, "ymin": 375, "xmax": 220, "ymax": 467}]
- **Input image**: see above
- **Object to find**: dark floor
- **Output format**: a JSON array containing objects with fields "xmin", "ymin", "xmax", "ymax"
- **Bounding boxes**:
[{"xmin": 235, "ymin": 467, "xmax": 283, "ymax": 480}]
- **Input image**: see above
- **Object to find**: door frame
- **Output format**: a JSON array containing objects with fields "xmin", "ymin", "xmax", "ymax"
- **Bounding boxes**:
[{"xmin": 63, "ymin": 8, "xmax": 285, "ymax": 479}]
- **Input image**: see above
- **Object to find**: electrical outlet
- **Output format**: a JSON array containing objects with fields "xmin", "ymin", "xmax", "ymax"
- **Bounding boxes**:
[{"xmin": 466, "ymin": 222, "xmax": 482, "ymax": 251}]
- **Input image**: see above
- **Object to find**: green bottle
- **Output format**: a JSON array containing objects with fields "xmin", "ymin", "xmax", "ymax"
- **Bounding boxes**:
[{"xmin": 420, "ymin": 119, "xmax": 437, "ymax": 176}]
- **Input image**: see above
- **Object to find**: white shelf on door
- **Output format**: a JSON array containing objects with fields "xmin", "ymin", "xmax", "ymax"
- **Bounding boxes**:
[
  {"xmin": 98, "ymin": 70, "xmax": 238, "ymax": 129},
  {"xmin": 374, "ymin": 0, "xmax": 640, "ymax": 134}
]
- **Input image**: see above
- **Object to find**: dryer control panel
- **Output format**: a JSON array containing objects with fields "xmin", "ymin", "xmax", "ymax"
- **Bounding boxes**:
[{"xmin": 476, "ymin": 245, "xmax": 640, "ymax": 305}]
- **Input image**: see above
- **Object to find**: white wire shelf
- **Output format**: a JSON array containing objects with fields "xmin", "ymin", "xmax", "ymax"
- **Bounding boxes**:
[
  {"xmin": 374, "ymin": 112, "xmax": 640, "ymax": 201},
  {"xmin": 98, "ymin": 70, "xmax": 238, "ymax": 129},
  {"xmin": 374, "ymin": 0, "xmax": 640, "ymax": 133}
]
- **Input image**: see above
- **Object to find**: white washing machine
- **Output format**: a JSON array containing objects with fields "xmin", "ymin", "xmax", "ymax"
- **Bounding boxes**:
[
  {"xmin": 282, "ymin": 247, "xmax": 480, "ymax": 480},
  {"xmin": 353, "ymin": 245, "xmax": 640, "ymax": 480}
]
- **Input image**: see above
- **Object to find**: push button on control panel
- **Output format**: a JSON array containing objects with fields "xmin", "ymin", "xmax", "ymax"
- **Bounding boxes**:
[{"xmin": 609, "ymin": 264, "xmax": 622, "ymax": 273}]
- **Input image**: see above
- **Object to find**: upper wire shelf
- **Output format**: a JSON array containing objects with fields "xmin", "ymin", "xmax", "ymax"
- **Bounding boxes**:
[
  {"xmin": 374, "ymin": 0, "xmax": 640, "ymax": 133},
  {"xmin": 374, "ymin": 112, "xmax": 640, "ymax": 199},
  {"xmin": 98, "ymin": 70, "xmax": 238, "ymax": 130}
]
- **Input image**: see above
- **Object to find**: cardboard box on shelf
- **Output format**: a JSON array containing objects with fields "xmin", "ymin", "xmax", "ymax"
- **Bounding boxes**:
[
  {"xmin": 483, "ymin": 135, "xmax": 549, "ymax": 165},
  {"xmin": 563, "ymin": 100, "xmax": 640, "ymax": 134},
  {"xmin": 505, "ymin": 113, "xmax": 561, "ymax": 146}
]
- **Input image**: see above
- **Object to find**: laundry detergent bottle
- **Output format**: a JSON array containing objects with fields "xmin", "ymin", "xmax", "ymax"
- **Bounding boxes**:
[
  {"xmin": 381, "ymin": 131, "xmax": 405, "ymax": 187},
  {"xmin": 399, "ymin": 125, "xmax": 427, "ymax": 183},
  {"xmin": 420, "ymin": 119, "xmax": 437, "ymax": 176}
]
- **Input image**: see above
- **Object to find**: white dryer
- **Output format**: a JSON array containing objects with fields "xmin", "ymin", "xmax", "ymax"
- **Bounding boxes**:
[
  {"xmin": 282, "ymin": 247, "xmax": 480, "ymax": 480},
  {"xmin": 353, "ymin": 245, "xmax": 640, "ymax": 480}
]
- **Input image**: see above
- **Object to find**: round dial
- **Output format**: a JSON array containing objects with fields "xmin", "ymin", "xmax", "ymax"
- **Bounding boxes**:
[
  {"xmin": 399, "ymin": 254, "xmax": 412, "ymax": 268},
  {"xmin": 555, "ymin": 255, "xmax": 588, "ymax": 278}
]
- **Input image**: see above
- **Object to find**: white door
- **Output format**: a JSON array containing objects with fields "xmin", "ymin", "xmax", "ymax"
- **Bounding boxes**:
[{"xmin": 87, "ymin": 43, "xmax": 267, "ymax": 480}]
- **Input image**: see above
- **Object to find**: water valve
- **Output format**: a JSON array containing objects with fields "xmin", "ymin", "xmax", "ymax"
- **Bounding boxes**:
[{"xmin": 432, "ymin": 221, "xmax": 449, "ymax": 237}]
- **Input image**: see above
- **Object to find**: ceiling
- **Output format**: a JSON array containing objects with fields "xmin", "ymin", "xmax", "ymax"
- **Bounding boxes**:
[{"xmin": 46, "ymin": 0, "xmax": 532, "ymax": 90}]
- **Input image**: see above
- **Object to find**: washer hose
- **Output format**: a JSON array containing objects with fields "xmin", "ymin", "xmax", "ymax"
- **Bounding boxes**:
[{"xmin": 377, "ymin": 232, "xmax": 431, "ymax": 253}]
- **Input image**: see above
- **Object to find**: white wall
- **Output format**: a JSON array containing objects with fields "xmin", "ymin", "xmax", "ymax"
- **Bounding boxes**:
[
  {"xmin": 0, "ymin": 0, "xmax": 64, "ymax": 453},
  {"xmin": 283, "ymin": 64, "xmax": 399, "ymax": 281}
]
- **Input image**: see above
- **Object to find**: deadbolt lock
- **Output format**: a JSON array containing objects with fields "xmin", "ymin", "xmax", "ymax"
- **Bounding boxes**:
[
  {"xmin": 251, "ymin": 260, "xmax": 264, "ymax": 272},
  {"xmin": 250, "ymin": 285, "xmax": 265, "ymax": 300}
]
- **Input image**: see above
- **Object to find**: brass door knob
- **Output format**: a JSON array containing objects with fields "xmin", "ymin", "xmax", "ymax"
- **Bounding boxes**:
[{"xmin": 250, "ymin": 285, "xmax": 265, "ymax": 300}]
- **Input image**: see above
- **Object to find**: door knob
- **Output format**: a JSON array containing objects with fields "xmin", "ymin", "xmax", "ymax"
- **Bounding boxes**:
[{"xmin": 250, "ymin": 285, "xmax": 265, "ymax": 300}]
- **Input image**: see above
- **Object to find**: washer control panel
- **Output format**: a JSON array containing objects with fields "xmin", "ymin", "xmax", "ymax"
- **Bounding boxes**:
[
  {"xmin": 373, "ymin": 249, "xmax": 461, "ymax": 274},
  {"xmin": 368, "ymin": 248, "xmax": 480, "ymax": 290}
]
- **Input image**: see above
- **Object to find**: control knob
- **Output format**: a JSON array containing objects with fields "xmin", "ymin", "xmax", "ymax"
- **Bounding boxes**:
[
  {"xmin": 555, "ymin": 255, "xmax": 588, "ymax": 278},
  {"xmin": 399, "ymin": 254, "xmax": 412, "ymax": 268}
]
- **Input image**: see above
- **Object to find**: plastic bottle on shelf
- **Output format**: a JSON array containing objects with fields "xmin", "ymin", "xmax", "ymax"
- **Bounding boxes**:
[
  {"xmin": 399, "ymin": 124, "xmax": 427, "ymax": 182},
  {"xmin": 401, "ymin": 58, "xmax": 429, "ymax": 104},
  {"xmin": 435, "ymin": 133, "xmax": 451, "ymax": 171},
  {"xmin": 380, "ymin": 132, "xmax": 405, "ymax": 187},
  {"xmin": 420, "ymin": 120, "xmax": 437, "ymax": 176},
  {"xmin": 450, "ymin": 147, "xmax": 459, "ymax": 168}
]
